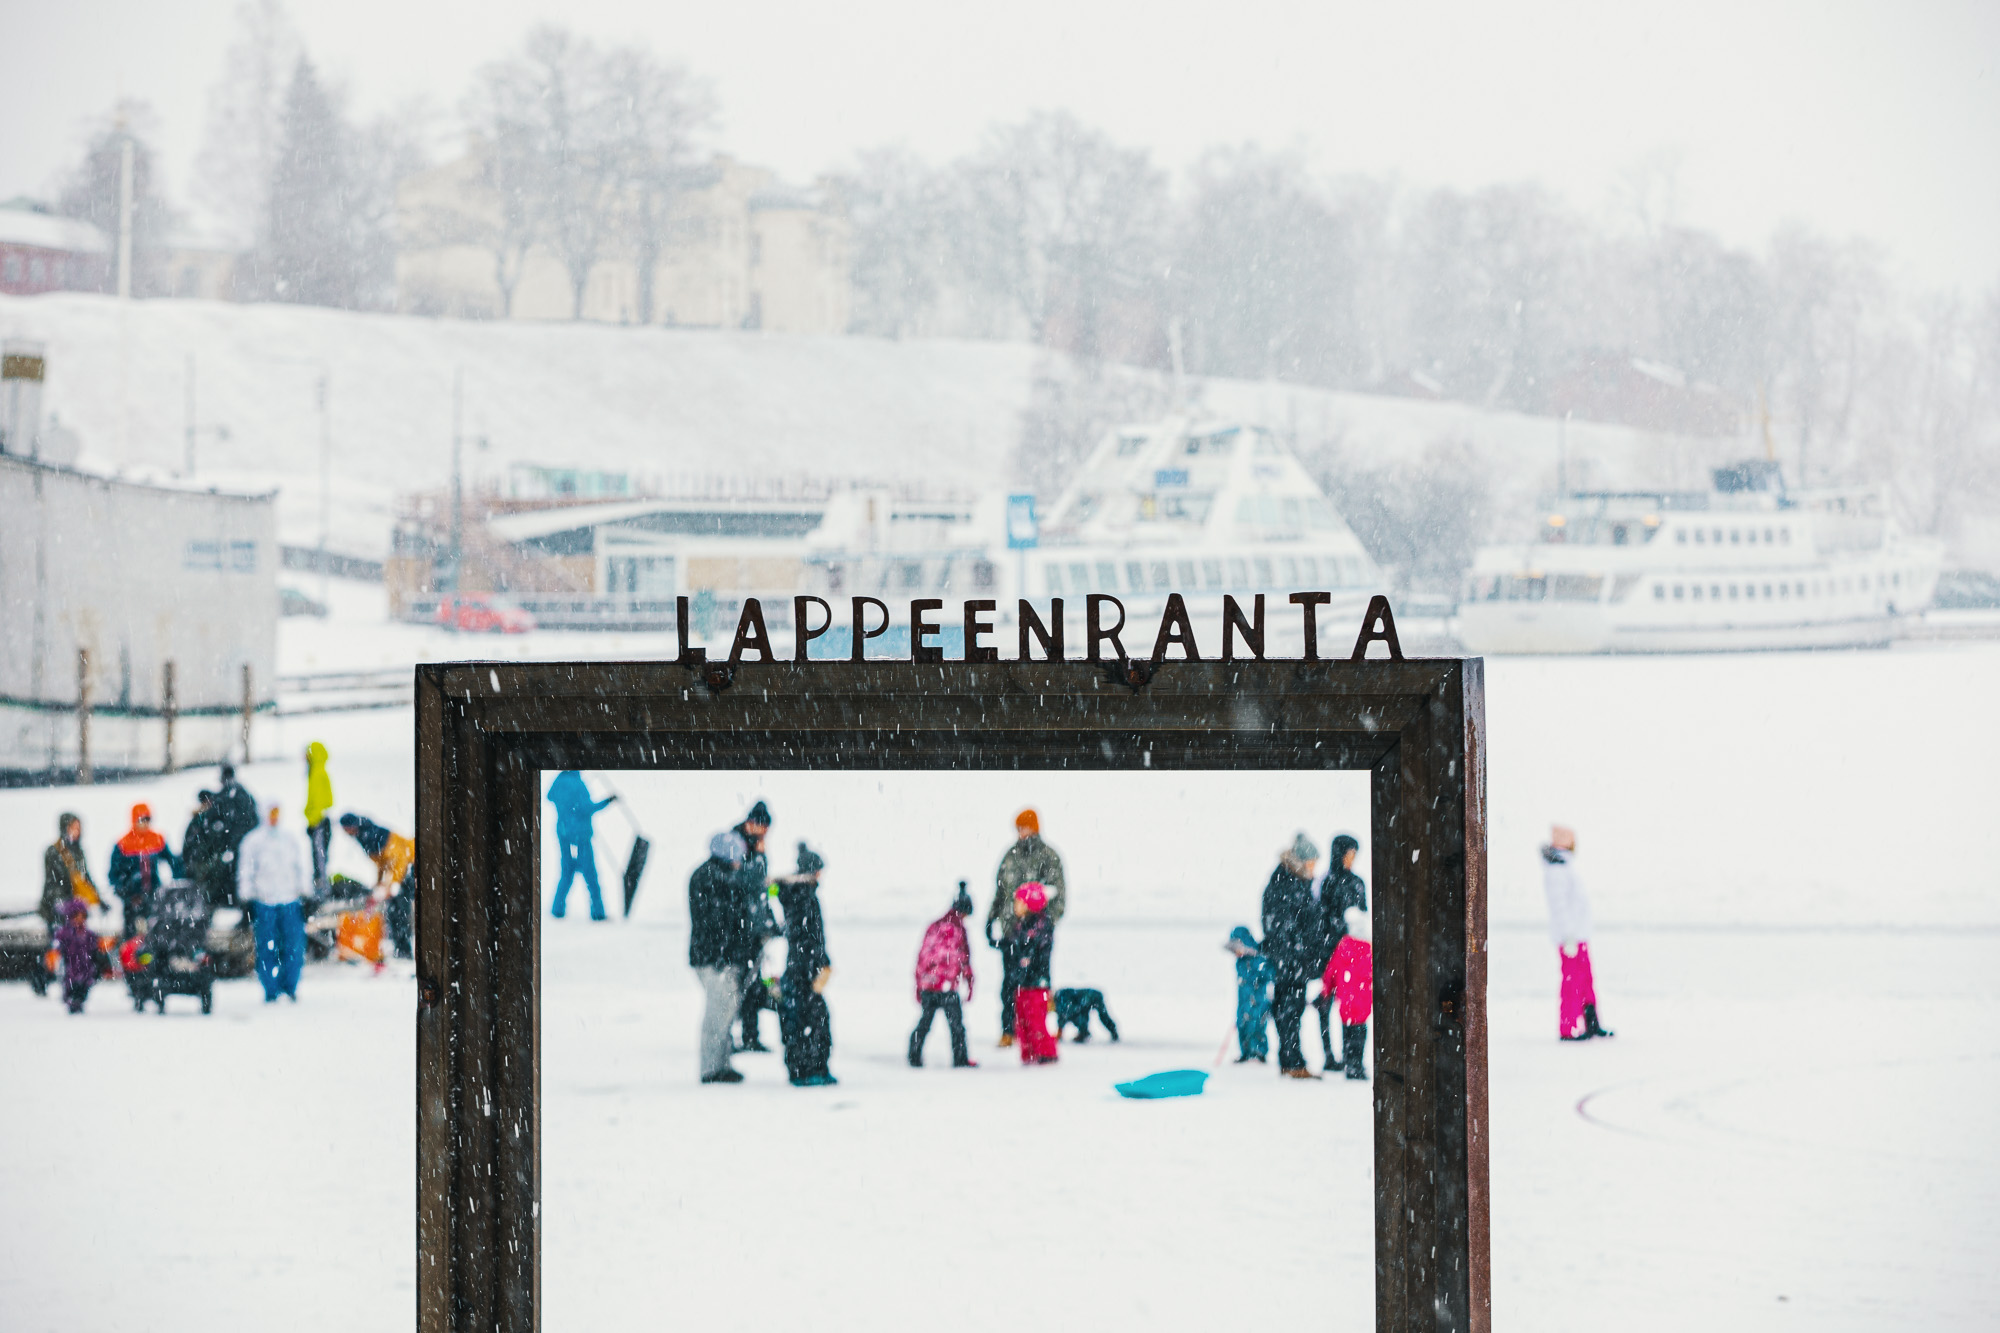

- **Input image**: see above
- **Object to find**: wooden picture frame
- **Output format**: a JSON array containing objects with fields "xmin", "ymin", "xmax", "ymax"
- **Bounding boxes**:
[{"xmin": 415, "ymin": 651, "xmax": 1488, "ymax": 1332}]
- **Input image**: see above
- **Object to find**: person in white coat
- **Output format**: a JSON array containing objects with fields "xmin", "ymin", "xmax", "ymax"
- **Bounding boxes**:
[
  {"xmin": 1543, "ymin": 825, "xmax": 1612, "ymax": 1041},
  {"xmin": 238, "ymin": 804, "xmax": 310, "ymax": 1002}
]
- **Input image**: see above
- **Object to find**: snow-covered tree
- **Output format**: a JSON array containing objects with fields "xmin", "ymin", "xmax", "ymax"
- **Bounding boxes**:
[
  {"xmin": 194, "ymin": 0, "xmax": 302, "ymax": 250},
  {"xmin": 599, "ymin": 44, "xmax": 714, "ymax": 325},
  {"xmin": 264, "ymin": 57, "xmax": 357, "ymax": 306}
]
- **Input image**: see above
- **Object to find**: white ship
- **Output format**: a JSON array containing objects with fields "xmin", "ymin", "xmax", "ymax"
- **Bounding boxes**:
[
  {"xmin": 800, "ymin": 416, "xmax": 1381, "ymax": 655},
  {"xmin": 1456, "ymin": 460, "xmax": 1943, "ymax": 654}
]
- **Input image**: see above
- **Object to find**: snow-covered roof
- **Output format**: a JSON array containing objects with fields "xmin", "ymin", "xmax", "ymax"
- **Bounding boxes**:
[
  {"xmin": 486, "ymin": 497, "xmax": 826, "ymax": 544},
  {"xmin": 0, "ymin": 207, "xmax": 107, "ymax": 255}
]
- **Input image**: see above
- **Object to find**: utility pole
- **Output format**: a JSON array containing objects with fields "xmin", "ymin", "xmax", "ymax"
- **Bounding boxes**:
[
  {"xmin": 317, "ymin": 373, "xmax": 331, "ymax": 610},
  {"xmin": 76, "ymin": 648, "xmax": 92, "ymax": 785},
  {"xmin": 117, "ymin": 125, "xmax": 133, "ymax": 457},
  {"xmin": 450, "ymin": 366, "xmax": 464, "ymax": 586},
  {"xmin": 184, "ymin": 354, "xmax": 196, "ymax": 476},
  {"xmin": 162, "ymin": 659, "xmax": 177, "ymax": 773},
  {"xmin": 1557, "ymin": 411, "xmax": 1571, "ymax": 497}
]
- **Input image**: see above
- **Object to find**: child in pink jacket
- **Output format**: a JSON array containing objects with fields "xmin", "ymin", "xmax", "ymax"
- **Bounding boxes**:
[
  {"xmin": 1320, "ymin": 905, "xmax": 1372, "ymax": 1080},
  {"xmin": 908, "ymin": 884, "xmax": 978, "ymax": 1068}
]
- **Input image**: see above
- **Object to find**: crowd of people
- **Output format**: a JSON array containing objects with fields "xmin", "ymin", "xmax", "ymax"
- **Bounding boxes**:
[{"xmin": 35, "ymin": 745, "xmax": 418, "ymax": 1014}]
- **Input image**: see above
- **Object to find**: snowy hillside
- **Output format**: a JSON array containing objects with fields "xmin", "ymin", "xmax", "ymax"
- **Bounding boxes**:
[{"xmin": 0, "ymin": 293, "xmax": 1741, "ymax": 558}]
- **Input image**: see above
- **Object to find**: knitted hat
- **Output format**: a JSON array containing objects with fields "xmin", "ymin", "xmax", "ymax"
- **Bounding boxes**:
[
  {"xmin": 951, "ymin": 882, "xmax": 974, "ymax": 916},
  {"xmin": 1015, "ymin": 808, "xmax": 1039, "ymax": 835},
  {"xmin": 1014, "ymin": 881, "xmax": 1048, "ymax": 912},
  {"xmin": 745, "ymin": 800, "xmax": 772, "ymax": 827},
  {"xmin": 710, "ymin": 830, "xmax": 747, "ymax": 862},
  {"xmin": 796, "ymin": 841, "xmax": 825, "ymax": 875},
  {"xmin": 1289, "ymin": 833, "xmax": 1319, "ymax": 864}
]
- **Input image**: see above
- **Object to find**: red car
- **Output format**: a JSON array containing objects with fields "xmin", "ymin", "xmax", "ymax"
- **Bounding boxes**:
[{"xmin": 435, "ymin": 593, "xmax": 536, "ymax": 634}]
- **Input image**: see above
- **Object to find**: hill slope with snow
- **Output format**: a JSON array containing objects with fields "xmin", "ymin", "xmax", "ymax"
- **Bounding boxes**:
[{"xmin": 0, "ymin": 294, "xmax": 1739, "ymax": 556}]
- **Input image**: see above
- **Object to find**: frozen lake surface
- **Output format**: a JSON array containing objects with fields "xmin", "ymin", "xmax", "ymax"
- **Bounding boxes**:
[{"xmin": 2, "ymin": 638, "xmax": 1997, "ymax": 1330}]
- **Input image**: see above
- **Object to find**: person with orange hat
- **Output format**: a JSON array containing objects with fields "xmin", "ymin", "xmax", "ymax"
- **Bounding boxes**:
[
  {"xmin": 985, "ymin": 807, "xmax": 1066, "ymax": 1047},
  {"xmin": 107, "ymin": 803, "xmax": 179, "ymax": 939}
]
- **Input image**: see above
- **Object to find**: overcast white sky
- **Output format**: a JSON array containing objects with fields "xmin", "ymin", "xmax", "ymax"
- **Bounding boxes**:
[{"xmin": 5, "ymin": 0, "xmax": 1997, "ymax": 289}]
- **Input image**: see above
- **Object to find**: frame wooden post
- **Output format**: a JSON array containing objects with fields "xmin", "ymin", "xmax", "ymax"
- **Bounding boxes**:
[{"xmin": 415, "ymin": 657, "xmax": 1488, "ymax": 1333}]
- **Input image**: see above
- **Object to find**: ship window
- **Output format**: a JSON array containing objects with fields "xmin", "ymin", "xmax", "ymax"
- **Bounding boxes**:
[
  {"xmin": 1692, "ymin": 586, "xmax": 1703, "ymax": 599},
  {"xmin": 1779, "ymin": 584, "xmax": 1789, "ymax": 598},
  {"xmin": 1711, "ymin": 585, "xmax": 1722, "ymax": 599},
  {"xmin": 1673, "ymin": 584, "xmax": 1684, "ymax": 599},
  {"xmin": 1235, "ymin": 499, "xmax": 1256, "ymax": 524},
  {"xmin": 1612, "ymin": 524, "xmax": 1629, "ymax": 545},
  {"xmin": 1553, "ymin": 574, "xmax": 1603, "ymax": 602},
  {"xmin": 1151, "ymin": 562, "xmax": 1171, "ymax": 591},
  {"xmin": 1795, "ymin": 582, "xmax": 1804, "ymax": 597},
  {"xmin": 1713, "ymin": 529, "xmax": 1724, "ymax": 543},
  {"xmin": 1176, "ymin": 561, "xmax": 1197, "ymax": 588},
  {"xmin": 1282, "ymin": 557, "xmax": 1301, "ymax": 585},
  {"xmin": 1694, "ymin": 529, "xmax": 1706, "ymax": 544},
  {"xmin": 1045, "ymin": 565, "xmax": 1063, "ymax": 594},
  {"xmin": 1229, "ymin": 558, "xmax": 1250, "ymax": 589},
  {"xmin": 1728, "ymin": 530, "xmax": 1739, "ymax": 544},
  {"xmin": 972, "ymin": 561, "xmax": 996, "ymax": 591},
  {"xmin": 1654, "ymin": 584, "xmax": 1665, "ymax": 599},
  {"xmin": 1254, "ymin": 558, "xmax": 1275, "ymax": 587},
  {"xmin": 1258, "ymin": 496, "xmax": 1280, "ymax": 528},
  {"xmin": 1096, "ymin": 561, "xmax": 1117, "ymax": 590},
  {"xmin": 1126, "ymin": 562, "xmax": 1145, "ymax": 591},
  {"xmin": 1764, "ymin": 528, "xmax": 1775, "ymax": 543},
  {"xmin": 1780, "ymin": 528, "xmax": 1792, "ymax": 544},
  {"xmin": 1116, "ymin": 434, "xmax": 1148, "ymax": 456},
  {"xmin": 1893, "ymin": 572, "xmax": 1901, "ymax": 587},
  {"xmin": 1763, "ymin": 584, "xmax": 1774, "ymax": 598},
  {"xmin": 1202, "ymin": 560, "xmax": 1223, "ymax": 588},
  {"xmin": 1505, "ymin": 576, "xmax": 1548, "ymax": 602},
  {"xmin": 1301, "ymin": 556, "xmax": 1320, "ymax": 582},
  {"xmin": 1070, "ymin": 562, "xmax": 1091, "ymax": 591},
  {"xmin": 1747, "ymin": 530, "xmax": 1758, "ymax": 544},
  {"xmin": 899, "ymin": 561, "xmax": 924, "ymax": 590},
  {"xmin": 1728, "ymin": 585, "xmax": 1739, "ymax": 599},
  {"xmin": 1280, "ymin": 499, "xmax": 1304, "ymax": 531},
  {"xmin": 1676, "ymin": 529, "xmax": 1688, "ymax": 544}
]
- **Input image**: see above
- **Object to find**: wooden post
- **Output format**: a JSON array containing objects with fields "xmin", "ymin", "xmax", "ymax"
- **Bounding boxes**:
[
  {"xmin": 240, "ymin": 663, "xmax": 253, "ymax": 762},
  {"xmin": 162, "ymin": 660, "xmax": 177, "ymax": 773},
  {"xmin": 76, "ymin": 647, "xmax": 92, "ymax": 785}
]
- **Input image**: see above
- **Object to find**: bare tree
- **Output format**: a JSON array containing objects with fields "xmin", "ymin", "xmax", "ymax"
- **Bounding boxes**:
[
  {"xmin": 194, "ymin": 0, "xmax": 302, "ymax": 250},
  {"xmin": 841, "ymin": 147, "xmax": 955, "ymax": 338},
  {"xmin": 955, "ymin": 112, "xmax": 1168, "ymax": 362},
  {"xmin": 599, "ymin": 44, "xmax": 714, "ymax": 325}
]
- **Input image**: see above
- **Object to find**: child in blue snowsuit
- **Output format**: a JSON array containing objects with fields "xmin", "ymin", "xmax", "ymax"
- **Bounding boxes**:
[{"xmin": 1227, "ymin": 925, "xmax": 1273, "ymax": 1062}]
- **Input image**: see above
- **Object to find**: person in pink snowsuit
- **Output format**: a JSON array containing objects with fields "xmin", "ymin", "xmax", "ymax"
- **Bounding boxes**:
[
  {"xmin": 1319, "ymin": 905, "xmax": 1373, "ymax": 1080},
  {"xmin": 1543, "ymin": 825, "xmax": 1612, "ymax": 1041},
  {"xmin": 909, "ymin": 883, "xmax": 978, "ymax": 1068}
]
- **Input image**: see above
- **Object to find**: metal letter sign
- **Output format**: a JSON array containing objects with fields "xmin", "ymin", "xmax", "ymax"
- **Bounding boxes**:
[
  {"xmin": 416, "ymin": 597, "xmax": 1489, "ymax": 1333},
  {"xmin": 1004, "ymin": 492, "xmax": 1038, "ymax": 550}
]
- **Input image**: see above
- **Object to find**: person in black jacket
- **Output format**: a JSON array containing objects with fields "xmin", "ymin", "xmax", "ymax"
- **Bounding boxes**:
[
  {"xmin": 689, "ymin": 831, "xmax": 751, "ymax": 1084},
  {"xmin": 732, "ymin": 801, "xmax": 780, "ymax": 1051},
  {"xmin": 776, "ymin": 842, "xmax": 835, "ymax": 1086},
  {"xmin": 1313, "ymin": 833, "xmax": 1367, "ymax": 1071},
  {"xmin": 1261, "ymin": 833, "xmax": 1321, "ymax": 1078},
  {"xmin": 209, "ymin": 764, "xmax": 261, "ymax": 902}
]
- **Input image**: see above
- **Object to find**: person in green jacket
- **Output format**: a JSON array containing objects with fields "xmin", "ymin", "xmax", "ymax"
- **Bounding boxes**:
[
  {"xmin": 984, "ymin": 807, "xmax": 1066, "ymax": 1046},
  {"xmin": 304, "ymin": 741, "xmax": 334, "ymax": 896}
]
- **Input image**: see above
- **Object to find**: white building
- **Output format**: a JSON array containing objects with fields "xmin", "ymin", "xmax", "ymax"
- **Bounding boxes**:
[
  {"xmin": 395, "ymin": 151, "xmax": 851, "ymax": 333},
  {"xmin": 0, "ymin": 451, "xmax": 277, "ymax": 778}
]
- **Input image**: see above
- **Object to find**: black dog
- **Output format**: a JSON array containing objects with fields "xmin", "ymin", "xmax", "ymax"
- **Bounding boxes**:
[{"xmin": 1053, "ymin": 987, "xmax": 1119, "ymax": 1042}]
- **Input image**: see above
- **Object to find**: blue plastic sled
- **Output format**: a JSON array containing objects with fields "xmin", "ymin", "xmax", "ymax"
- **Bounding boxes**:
[{"xmin": 1114, "ymin": 1069, "xmax": 1209, "ymax": 1100}]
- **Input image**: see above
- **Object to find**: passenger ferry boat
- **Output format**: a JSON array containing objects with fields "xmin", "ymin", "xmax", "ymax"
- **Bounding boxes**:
[
  {"xmin": 799, "ymin": 416, "xmax": 1381, "ymax": 655},
  {"xmin": 1456, "ymin": 461, "xmax": 1943, "ymax": 654}
]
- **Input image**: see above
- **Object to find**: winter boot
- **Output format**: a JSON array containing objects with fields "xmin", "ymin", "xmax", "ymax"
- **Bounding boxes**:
[
  {"xmin": 1341, "ymin": 1023, "xmax": 1368, "ymax": 1081},
  {"xmin": 1582, "ymin": 1003, "xmax": 1614, "ymax": 1039},
  {"xmin": 907, "ymin": 1032, "xmax": 923, "ymax": 1068},
  {"xmin": 998, "ymin": 1032, "xmax": 1014, "ymax": 1048},
  {"xmin": 1283, "ymin": 1066, "xmax": 1323, "ymax": 1080}
]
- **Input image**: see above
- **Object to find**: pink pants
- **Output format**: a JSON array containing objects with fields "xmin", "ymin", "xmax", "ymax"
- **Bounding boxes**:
[
  {"xmin": 1558, "ymin": 942, "xmax": 1597, "ymax": 1039},
  {"xmin": 1014, "ymin": 987, "xmax": 1058, "ymax": 1063}
]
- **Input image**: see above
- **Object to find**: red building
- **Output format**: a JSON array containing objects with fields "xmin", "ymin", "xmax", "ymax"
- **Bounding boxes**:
[{"xmin": 0, "ymin": 203, "xmax": 108, "ymax": 296}]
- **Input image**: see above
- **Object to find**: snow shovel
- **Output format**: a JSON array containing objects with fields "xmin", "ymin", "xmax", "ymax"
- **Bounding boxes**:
[
  {"xmin": 595, "ymin": 777, "xmax": 650, "ymax": 919},
  {"xmin": 1115, "ymin": 1069, "xmax": 1209, "ymax": 1100}
]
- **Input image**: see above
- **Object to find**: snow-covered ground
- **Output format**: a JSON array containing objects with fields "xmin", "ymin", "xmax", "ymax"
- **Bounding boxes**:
[
  {"xmin": 3, "ymin": 628, "xmax": 1997, "ymax": 1330},
  {"xmin": 0, "ymin": 293, "xmax": 1735, "ymax": 558}
]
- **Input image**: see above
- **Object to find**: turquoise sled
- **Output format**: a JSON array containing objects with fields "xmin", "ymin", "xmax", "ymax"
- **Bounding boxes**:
[{"xmin": 1114, "ymin": 1069, "xmax": 1209, "ymax": 1100}]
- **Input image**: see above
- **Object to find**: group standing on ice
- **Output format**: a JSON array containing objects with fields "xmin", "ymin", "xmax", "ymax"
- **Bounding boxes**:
[{"xmin": 32, "ymin": 743, "xmax": 418, "ymax": 1014}]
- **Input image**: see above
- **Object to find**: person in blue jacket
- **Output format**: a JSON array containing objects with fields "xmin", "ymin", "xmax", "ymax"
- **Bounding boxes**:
[
  {"xmin": 1226, "ymin": 925, "xmax": 1274, "ymax": 1063},
  {"xmin": 547, "ymin": 771, "xmax": 617, "ymax": 920}
]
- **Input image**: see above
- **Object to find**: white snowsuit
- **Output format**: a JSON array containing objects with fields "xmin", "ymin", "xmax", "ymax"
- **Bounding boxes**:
[{"xmin": 1542, "ymin": 847, "xmax": 1591, "ymax": 949}]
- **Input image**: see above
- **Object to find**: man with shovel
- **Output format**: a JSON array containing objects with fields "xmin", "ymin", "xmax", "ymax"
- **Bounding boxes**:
[{"xmin": 547, "ymin": 770, "xmax": 617, "ymax": 921}]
